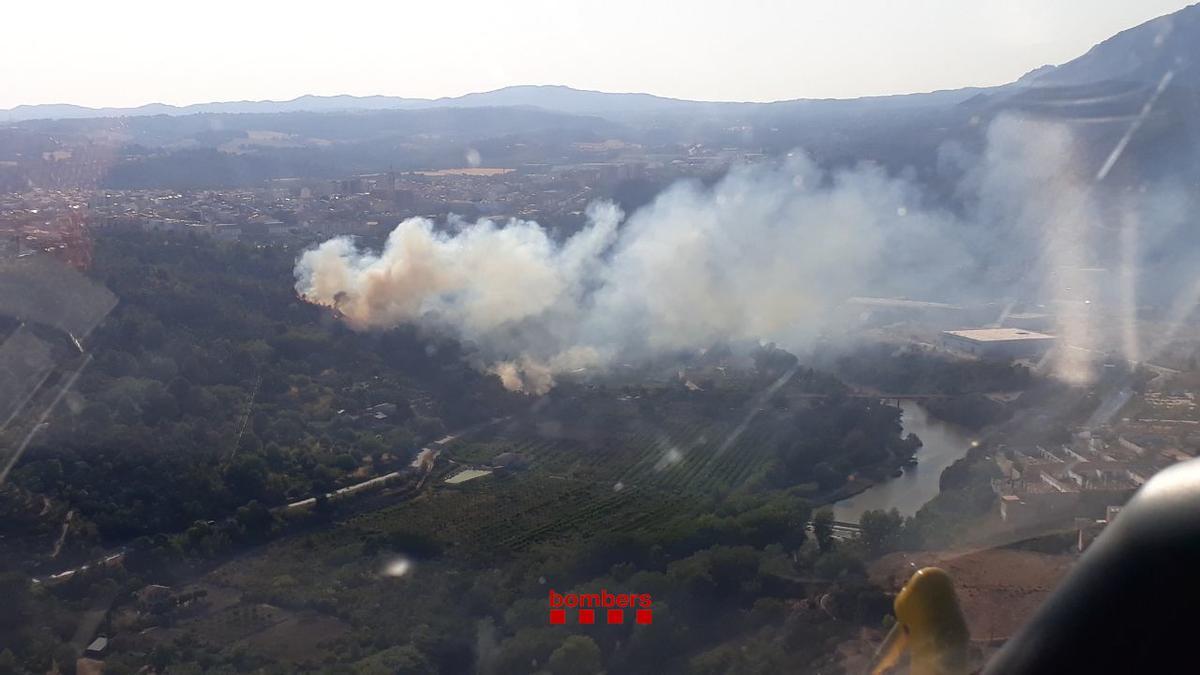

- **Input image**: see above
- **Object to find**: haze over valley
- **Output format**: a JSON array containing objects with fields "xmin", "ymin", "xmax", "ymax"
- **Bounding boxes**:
[{"xmin": 2, "ymin": 4, "xmax": 1200, "ymax": 674}]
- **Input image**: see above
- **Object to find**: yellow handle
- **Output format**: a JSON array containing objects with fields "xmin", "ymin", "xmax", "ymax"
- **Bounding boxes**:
[{"xmin": 868, "ymin": 567, "xmax": 970, "ymax": 675}]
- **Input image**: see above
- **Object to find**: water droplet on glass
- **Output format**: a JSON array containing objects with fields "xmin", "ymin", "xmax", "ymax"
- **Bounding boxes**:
[{"xmin": 382, "ymin": 555, "xmax": 414, "ymax": 578}]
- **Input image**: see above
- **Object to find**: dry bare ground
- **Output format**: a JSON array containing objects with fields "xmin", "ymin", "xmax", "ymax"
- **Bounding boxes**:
[{"xmin": 870, "ymin": 548, "xmax": 1076, "ymax": 641}]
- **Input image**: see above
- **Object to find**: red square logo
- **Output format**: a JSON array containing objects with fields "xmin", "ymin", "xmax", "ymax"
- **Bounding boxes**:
[
  {"xmin": 635, "ymin": 609, "xmax": 653, "ymax": 625},
  {"xmin": 607, "ymin": 609, "xmax": 624, "ymax": 624},
  {"xmin": 549, "ymin": 609, "xmax": 566, "ymax": 625},
  {"xmin": 579, "ymin": 609, "xmax": 595, "ymax": 624}
]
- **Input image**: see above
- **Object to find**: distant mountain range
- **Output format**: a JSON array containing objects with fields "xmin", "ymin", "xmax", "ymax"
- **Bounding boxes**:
[
  {"xmin": 0, "ymin": 85, "xmax": 993, "ymax": 124},
  {"xmin": 5, "ymin": 3, "xmax": 1196, "ymax": 124},
  {"xmin": 2, "ymin": 3, "xmax": 1197, "ymax": 195},
  {"xmin": 9, "ymin": 4, "xmax": 1200, "ymax": 123}
]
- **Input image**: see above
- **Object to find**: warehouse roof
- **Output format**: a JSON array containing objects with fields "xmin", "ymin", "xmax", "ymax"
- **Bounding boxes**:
[
  {"xmin": 848, "ymin": 296, "xmax": 963, "ymax": 310},
  {"xmin": 942, "ymin": 328, "xmax": 1056, "ymax": 343}
]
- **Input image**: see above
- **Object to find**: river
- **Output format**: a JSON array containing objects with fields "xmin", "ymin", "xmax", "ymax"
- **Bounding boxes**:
[{"xmin": 831, "ymin": 400, "xmax": 974, "ymax": 523}]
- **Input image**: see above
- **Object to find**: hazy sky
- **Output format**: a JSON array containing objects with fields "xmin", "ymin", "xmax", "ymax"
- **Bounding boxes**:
[{"xmin": 3, "ymin": 0, "xmax": 1194, "ymax": 108}]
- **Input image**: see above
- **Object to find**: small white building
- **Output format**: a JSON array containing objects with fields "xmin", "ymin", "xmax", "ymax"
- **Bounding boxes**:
[{"xmin": 85, "ymin": 636, "xmax": 108, "ymax": 658}]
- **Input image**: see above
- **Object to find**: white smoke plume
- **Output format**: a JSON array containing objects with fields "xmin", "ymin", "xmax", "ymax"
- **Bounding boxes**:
[
  {"xmin": 962, "ymin": 116, "xmax": 1103, "ymax": 384},
  {"xmin": 295, "ymin": 154, "xmax": 971, "ymax": 392},
  {"xmin": 296, "ymin": 200, "xmax": 620, "ymax": 335},
  {"xmin": 294, "ymin": 121, "xmax": 1198, "ymax": 392}
]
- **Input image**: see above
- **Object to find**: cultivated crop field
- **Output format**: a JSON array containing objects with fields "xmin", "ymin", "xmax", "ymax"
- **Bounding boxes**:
[
  {"xmin": 452, "ymin": 406, "xmax": 805, "ymax": 497},
  {"xmin": 187, "ymin": 603, "xmax": 288, "ymax": 645},
  {"xmin": 169, "ymin": 376, "xmax": 878, "ymax": 668},
  {"xmin": 345, "ymin": 398, "xmax": 809, "ymax": 558}
]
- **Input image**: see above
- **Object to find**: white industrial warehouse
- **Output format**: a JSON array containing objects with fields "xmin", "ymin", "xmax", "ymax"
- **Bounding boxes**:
[{"xmin": 940, "ymin": 328, "xmax": 1057, "ymax": 359}]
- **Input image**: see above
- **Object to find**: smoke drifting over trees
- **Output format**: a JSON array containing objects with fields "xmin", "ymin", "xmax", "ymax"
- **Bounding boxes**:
[
  {"xmin": 295, "ymin": 154, "xmax": 959, "ymax": 392},
  {"xmin": 295, "ymin": 116, "xmax": 1197, "ymax": 392}
]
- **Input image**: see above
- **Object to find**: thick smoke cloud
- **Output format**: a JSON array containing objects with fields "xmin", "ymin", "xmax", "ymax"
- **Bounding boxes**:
[
  {"xmin": 295, "ymin": 201, "xmax": 619, "ymax": 335},
  {"xmin": 295, "ymin": 154, "xmax": 972, "ymax": 392},
  {"xmin": 295, "ymin": 116, "xmax": 1199, "ymax": 392}
]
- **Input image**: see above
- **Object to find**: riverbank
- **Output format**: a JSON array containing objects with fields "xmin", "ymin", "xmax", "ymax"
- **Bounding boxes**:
[
  {"xmin": 832, "ymin": 401, "xmax": 975, "ymax": 522},
  {"xmin": 813, "ymin": 475, "xmax": 881, "ymax": 508}
]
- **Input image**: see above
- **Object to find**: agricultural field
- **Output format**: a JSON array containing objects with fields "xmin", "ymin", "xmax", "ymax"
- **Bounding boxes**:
[
  {"xmin": 151, "ymin": 393, "xmax": 798, "ymax": 662},
  {"xmin": 188, "ymin": 603, "xmax": 291, "ymax": 646},
  {"xmin": 109, "ymin": 371, "xmax": 912, "ymax": 671},
  {"xmin": 132, "ymin": 584, "xmax": 352, "ymax": 669},
  {"xmin": 446, "ymin": 405, "xmax": 810, "ymax": 498}
]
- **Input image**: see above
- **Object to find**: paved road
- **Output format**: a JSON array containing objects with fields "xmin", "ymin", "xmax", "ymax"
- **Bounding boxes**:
[{"xmin": 32, "ymin": 549, "xmax": 126, "ymax": 585}]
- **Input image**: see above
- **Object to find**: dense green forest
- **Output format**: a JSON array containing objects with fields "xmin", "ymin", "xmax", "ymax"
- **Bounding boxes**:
[
  {"xmin": 0, "ymin": 234, "xmax": 936, "ymax": 674},
  {"xmin": 831, "ymin": 343, "xmax": 1033, "ymax": 396},
  {"xmin": 2, "ymin": 233, "xmax": 515, "ymax": 553}
]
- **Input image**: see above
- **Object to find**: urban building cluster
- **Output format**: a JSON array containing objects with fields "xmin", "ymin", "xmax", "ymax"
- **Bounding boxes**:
[
  {"xmin": 2, "ymin": 153, "xmax": 752, "ymax": 260},
  {"xmin": 0, "ymin": 190, "xmax": 93, "ymax": 268},
  {"xmin": 994, "ymin": 391, "xmax": 1199, "ymax": 536}
]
